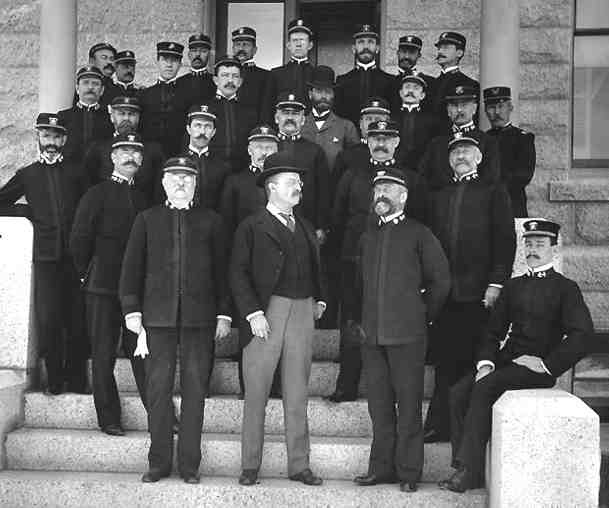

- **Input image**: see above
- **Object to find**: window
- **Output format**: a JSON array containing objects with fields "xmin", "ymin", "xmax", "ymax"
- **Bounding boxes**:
[{"xmin": 573, "ymin": 1, "xmax": 609, "ymax": 168}]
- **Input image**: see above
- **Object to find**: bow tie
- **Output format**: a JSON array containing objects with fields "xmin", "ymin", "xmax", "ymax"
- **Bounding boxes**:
[
  {"xmin": 525, "ymin": 269, "xmax": 549, "ymax": 279},
  {"xmin": 378, "ymin": 213, "xmax": 405, "ymax": 228},
  {"xmin": 371, "ymin": 158, "xmax": 395, "ymax": 167},
  {"xmin": 278, "ymin": 132, "xmax": 301, "ymax": 141},
  {"xmin": 453, "ymin": 172, "xmax": 479, "ymax": 183},
  {"xmin": 313, "ymin": 111, "xmax": 330, "ymax": 121}
]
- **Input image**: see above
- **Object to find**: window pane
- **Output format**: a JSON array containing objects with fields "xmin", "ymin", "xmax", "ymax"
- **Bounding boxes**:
[
  {"xmin": 573, "ymin": 36, "xmax": 609, "ymax": 164},
  {"xmin": 227, "ymin": 2, "xmax": 284, "ymax": 69},
  {"xmin": 576, "ymin": 0, "xmax": 609, "ymax": 30}
]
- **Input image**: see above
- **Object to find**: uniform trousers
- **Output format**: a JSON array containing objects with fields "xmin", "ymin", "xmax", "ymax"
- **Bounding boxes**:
[
  {"xmin": 241, "ymin": 296, "xmax": 314, "ymax": 475},
  {"xmin": 333, "ymin": 259, "xmax": 362, "ymax": 397},
  {"xmin": 85, "ymin": 293, "xmax": 146, "ymax": 428},
  {"xmin": 449, "ymin": 362, "xmax": 555, "ymax": 485},
  {"xmin": 363, "ymin": 340, "xmax": 426, "ymax": 484},
  {"xmin": 424, "ymin": 300, "xmax": 489, "ymax": 438},
  {"xmin": 146, "ymin": 326, "xmax": 214, "ymax": 476},
  {"xmin": 34, "ymin": 259, "xmax": 88, "ymax": 391}
]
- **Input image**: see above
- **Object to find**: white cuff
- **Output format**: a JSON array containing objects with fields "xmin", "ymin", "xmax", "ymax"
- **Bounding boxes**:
[
  {"xmin": 540, "ymin": 360, "xmax": 552, "ymax": 376},
  {"xmin": 488, "ymin": 284, "xmax": 503, "ymax": 289},
  {"xmin": 246, "ymin": 310, "xmax": 264, "ymax": 322},
  {"xmin": 125, "ymin": 312, "xmax": 142, "ymax": 320},
  {"xmin": 217, "ymin": 315, "xmax": 232, "ymax": 323},
  {"xmin": 476, "ymin": 360, "xmax": 495, "ymax": 372}
]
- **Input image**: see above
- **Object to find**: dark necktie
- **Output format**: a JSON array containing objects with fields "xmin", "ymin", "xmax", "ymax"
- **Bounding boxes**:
[{"xmin": 279, "ymin": 212, "xmax": 295, "ymax": 233}]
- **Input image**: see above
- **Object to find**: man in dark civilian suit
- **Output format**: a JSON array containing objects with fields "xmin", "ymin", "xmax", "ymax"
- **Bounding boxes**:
[
  {"xmin": 140, "ymin": 42, "xmax": 191, "ymax": 157},
  {"xmin": 440, "ymin": 220, "xmax": 594, "ymax": 492},
  {"xmin": 275, "ymin": 92, "xmax": 331, "ymax": 242},
  {"xmin": 353, "ymin": 167, "xmax": 450, "ymax": 492},
  {"xmin": 230, "ymin": 151, "xmax": 326, "ymax": 487},
  {"xmin": 0, "ymin": 114, "xmax": 89, "ymax": 394},
  {"xmin": 104, "ymin": 50, "xmax": 144, "ymax": 103},
  {"xmin": 325, "ymin": 120, "xmax": 427, "ymax": 403},
  {"xmin": 232, "ymin": 27, "xmax": 275, "ymax": 124},
  {"xmin": 270, "ymin": 19, "xmax": 315, "ymax": 110},
  {"xmin": 70, "ymin": 133, "xmax": 149, "ymax": 436},
  {"xmin": 335, "ymin": 24, "xmax": 394, "ymax": 127},
  {"xmin": 207, "ymin": 55, "xmax": 259, "ymax": 173},
  {"xmin": 59, "ymin": 66, "xmax": 113, "ymax": 164},
  {"xmin": 332, "ymin": 97, "xmax": 391, "ymax": 191},
  {"xmin": 393, "ymin": 74, "xmax": 445, "ymax": 169},
  {"xmin": 418, "ymin": 84, "xmax": 501, "ymax": 189},
  {"xmin": 301, "ymin": 65, "xmax": 359, "ymax": 328},
  {"xmin": 428, "ymin": 32, "xmax": 479, "ymax": 121},
  {"xmin": 176, "ymin": 34, "xmax": 216, "ymax": 107},
  {"xmin": 119, "ymin": 156, "xmax": 232, "ymax": 484},
  {"xmin": 484, "ymin": 86, "xmax": 536, "ymax": 217},
  {"xmin": 390, "ymin": 35, "xmax": 435, "ymax": 113},
  {"xmin": 83, "ymin": 95, "xmax": 165, "ymax": 204},
  {"xmin": 423, "ymin": 135, "xmax": 516, "ymax": 443},
  {"xmin": 220, "ymin": 125, "xmax": 280, "ymax": 398},
  {"xmin": 180, "ymin": 104, "xmax": 230, "ymax": 211}
]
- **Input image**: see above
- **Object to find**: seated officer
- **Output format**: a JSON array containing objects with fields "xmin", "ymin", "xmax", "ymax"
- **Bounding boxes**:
[
  {"xmin": 440, "ymin": 220, "xmax": 594, "ymax": 493},
  {"xmin": 484, "ymin": 86, "xmax": 536, "ymax": 218},
  {"xmin": 119, "ymin": 156, "xmax": 231, "ymax": 484},
  {"xmin": 70, "ymin": 133, "xmax": 149, "ymax": 436}
]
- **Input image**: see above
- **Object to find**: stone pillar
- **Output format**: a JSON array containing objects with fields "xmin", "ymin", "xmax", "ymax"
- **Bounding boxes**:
[
  {"xmin": 38, "ymin": 0, "xmax": 77, "ymax": 112},
  {"xmin": 479, "ymin": 0, "xmax": 519, "ymax": 130},
  {"xmin": 490, "ymin": 389, "xmax": 600, "ymax": 508}
]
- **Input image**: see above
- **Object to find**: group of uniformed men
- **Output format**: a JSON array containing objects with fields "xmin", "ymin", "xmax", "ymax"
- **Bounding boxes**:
[{"xmin": 0, "ymin": 18, "xmax": 595, "ymax": 493}]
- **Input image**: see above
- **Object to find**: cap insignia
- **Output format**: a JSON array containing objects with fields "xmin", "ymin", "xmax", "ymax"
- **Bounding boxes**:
[
  {"xmin": 127, "ymin": 134, "xmax": 135, "ymax": 141},
  {"xmin": 297, "ymin": 19, "xmax": 303, "ymax": 26},
  {"xmin": 529, "ymin": 221, "xmax": 538, "ymax": 230},
  {"xmin": 49, "ymin": 117, "xmax": 58, "ymax": 125},
  {"xmin": 455, "ymin": 86, "xmax": 464, "ymax": 95},
  {"xmin": 169, "ymin": 43, "xmax": 175, "ymax": 50},
  {"xmin": 288, "ymin": 93, "xmax": 295, "ymax": 101},
  {"xmin": 378, "ymin": 121, "xmax": 387, "ymax": 129}
]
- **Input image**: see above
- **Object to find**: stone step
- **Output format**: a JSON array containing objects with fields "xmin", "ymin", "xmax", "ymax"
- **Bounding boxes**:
[
  {"xmin": 80, "ymin": 359, "xmax": 436, "ymax": 398},
  {"xmin": 573, "ymin": 380, "xmax": 609, "ymax": 399},
  {"xmin": 24, "ymin": 392, "xmax": 430, "ymax": 438},
  {"xmin": 5, "ymin": 428, "xmax": 453, "ymax": 482},
  {"xmin": 0, "ymin": 471, "xmax": 487, "ymax": 508},
  {"xmin": 575, "ymin": 355, "xmax": 609, "ymax": 379}
]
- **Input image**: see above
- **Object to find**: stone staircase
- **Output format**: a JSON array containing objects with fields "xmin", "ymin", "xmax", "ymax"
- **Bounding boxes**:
[{"xmin": 0, "ymin": 330, "xmax": 487, "ymax": 507}]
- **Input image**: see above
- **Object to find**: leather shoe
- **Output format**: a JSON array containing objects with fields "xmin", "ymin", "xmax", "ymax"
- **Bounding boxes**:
[
  {"xmin": 323, "ymin": 390, "xmax": 357, "ymax": 403},
  {"xmin": 353, "ymin": 473, "xmax": 398, "ymax": 486},
  {"xmin": 102, "ymin": 424, "xmax": 125, "ymax": 436},
  {"xmin": 141, "ymin": 469, "xmax": 170, "ymax": 483},
  {"xmin": 400, "ymin": 481, "xmax": 418, "ymax": 492},
  {"xmin": 181, "ymin": 473, "xmax": 201, "ymax": 484},
  {"xmin": 423, "ymin": 429, "xmax": 449, "ymax": 443},
  {"xmin": 289, "ymin": 468, "xmax": 323, "ymax": 486},
  {"xmin": 438, "ymin": 467, "xmax": 472, "ymax": 493},
  {"xmin": 238, "ymin": 469, "xmax": 258, "ymax": 486}
]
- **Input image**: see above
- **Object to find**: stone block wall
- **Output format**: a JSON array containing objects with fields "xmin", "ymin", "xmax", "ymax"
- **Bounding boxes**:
[{"xmin": 0, "ymin": 0, "xmax": 203, "ymax": 185}]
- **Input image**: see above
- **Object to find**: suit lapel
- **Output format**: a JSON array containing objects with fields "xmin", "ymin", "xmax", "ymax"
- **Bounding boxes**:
[
  {"xmin": 317, "ymin": 112, "xmax": 336, "ymax": 133},
  {"xmin": 257, "ymin": 209, "xmax": 284, "ymax": 248}
]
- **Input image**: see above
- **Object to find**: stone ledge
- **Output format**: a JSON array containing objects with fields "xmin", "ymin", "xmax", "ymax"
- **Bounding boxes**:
[
  {"xmin": 563, "ymin": 246, "xmax": 609, "ymax": 291},
  {"xmin": 550, "ymin": 179, "xmax": 609, "ymax": 202}
]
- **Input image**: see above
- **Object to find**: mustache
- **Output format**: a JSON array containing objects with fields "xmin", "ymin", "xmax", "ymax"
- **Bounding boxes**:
[
  {"xmin": 123, "ymin": 71, "xmax": 134, "ymax": 78},
  {"xmin": 224, "ymin": 82, "xmax": 236, "ymax": 89},
  {"xmin": 374, "ymin": 197, "xmax": 391, "ymax": 207},
  {"xmin": 104, "ymin": 63, "xmax": 115, "ymax": 71},
  {"xmin": 526, "ymin": 254, "xmax": 541, "ymax": 259},
  {"xmin": 284, "ymin": 119, "xmax": 297, "ymax": 126},
  {"xmin": 41, "ymin": 144, "xmax": 60, "ymax": 152},
  {"xmin": 372, "ymin": 146, "xmax": 389, "ymax": 153},
  {"xmin": 235, "ymin": 49, "xmax": 248, "ymax": 57}
]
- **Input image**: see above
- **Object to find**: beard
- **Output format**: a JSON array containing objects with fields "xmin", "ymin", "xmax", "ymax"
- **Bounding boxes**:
[{"xmin": 373, "ymin": 196, "xmax": 395, "ymax": 216}]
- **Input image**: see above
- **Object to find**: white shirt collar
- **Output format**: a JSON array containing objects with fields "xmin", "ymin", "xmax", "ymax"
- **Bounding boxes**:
[
  {"xmin": 113, "ymin": 75, "xmax": 135, "ymax": 88},
  {"xmin": 380, "ymin": 211, "xmax": 404, "ymax": 224},
  {"xmin": 529, "ymin": 261, "xmax": 554, "ymax": 274},
  {"xmin": 401, "ymin": 103, "xmax": 420, "ymax": 112},
  {"xmin": 216, "ymin": 89, "xmax": 238, "ymax": 100},
  {"xmin": 39, "ymin": 152, "xmax": 63, "ymax": 165},
  {"xmin": 290, "ymin": 56, "xmax": 308, "ymax": 64},
  {"xmin": 441, "ymin": 65, "xmax": 459, "ymax": 74},
  {"xmin": 111, "ymin": 171, "xmax": 134, "ymax": 185},
  {"xmin": 453, "ymin": 169, "xmax": 479, "ymax": 182},
  {"xmin": 356, "ymin": 60, "xmax": 376, "ymax": 71},
  {"xmin": 455, "ymin": 120, "xmax": 475, "ymax": 130},
  {"xmin": 266, "ymin": 202, "xmax": 293, "ymax": 225},
  {"xmin": 190, "ymin": 67, "xmax": 208, "ymax": 74},
  {"xmin": 158, "ymin": 76, "xmax": 177, "ymax": 84},
  {"xmin": 242, "ymin": 58, "xmax": 256, "ymax": 66},
  {"xmin": 188, "ymin": 144, "xmax": 209, "ymax": 157}
]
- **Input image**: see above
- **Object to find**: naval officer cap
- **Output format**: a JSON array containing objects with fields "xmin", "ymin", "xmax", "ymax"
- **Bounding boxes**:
[
  {"xmin": 287, "ymin": 19, "xmax": 313, "ymax": 37},
  {"xmin": 188, "ymin": 34, "xmax": 212, "ymax": 49},
  {"xmin": 445, "ymin": 84, "xmax": 479, "ymax": 102},
  {"xmin": 214, "ymin": 55, "xmax": 242, "ymax": 72},
  {"xmin": 448, "ymin": 132, "xmax": 480, "ymax": 151},
  {"xmin": 256, "ymin": 151, "xmax": 307, "ymax": 187},
  {"xmin": 88, "ymin": 42, "xmax": 117, "ymax": 58},
  {"xmin": 353, "ymin": 24, "xmax": 379, "ymax": 40},
  {"xmin": 232, "ymin": 26, "xmax": 257, "ymax": 42},
  {"xmin": 367, "ymin": 120, "xmax": 400, "ymax": 137},
  {"xmin": 187, "ymin": 104, "xmax": 217, "ymax": 123},
  {"xmin": 112, "ymin": 132, "xmax": 144, "ymax": 151},
  {"xmin": 373, "ymin": 167, "xmax": 409, "ymax": 189},
  {"xmin": 163, "ymin": 156, "xmax": 199, "ymax": 176},
  {"xmin": 248, "ymin": 125, "xmax": 279, "ymax": 143},
  {"xmin": 435, "ymin": 31, "xmax": 466, "ymax": 49},
  {"xmin": 76, "ymin": 65, "xmax": 104, "ymax": 82},
  {"xmin": 157, "ymin": 41, "xmax": 184, "ymax": 58},
  {"xmin": 114, "ymin": 50, "xmax": 136, "ymax": 64},
  {"xmin": 276, "ymin": 92, "xmax": 306, "ymax": 111},
  {"xmin": 400, "ymin": 74, "xmax": 427, "ymax": 89},
  {"xmin": 360, "ymin": 97, "xmax": 391, "ymax": 116},
  {"xmin": 483, "ymin": 86, "xmax": 512, "ymax": 104},
  {"xmin": 399, "ymin": 35, "xmax": 423, "ymax": 50},
  {"xmin": 522, "ymin": 220, "xmax": 560, "ymax": 241},
  {"xmin": 35, "ymin": 113, "xmax": 67, "ymax": 133},
  {"xmin": 110, "ymin": 95, "xmax": 141, "ymax": 111}
]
